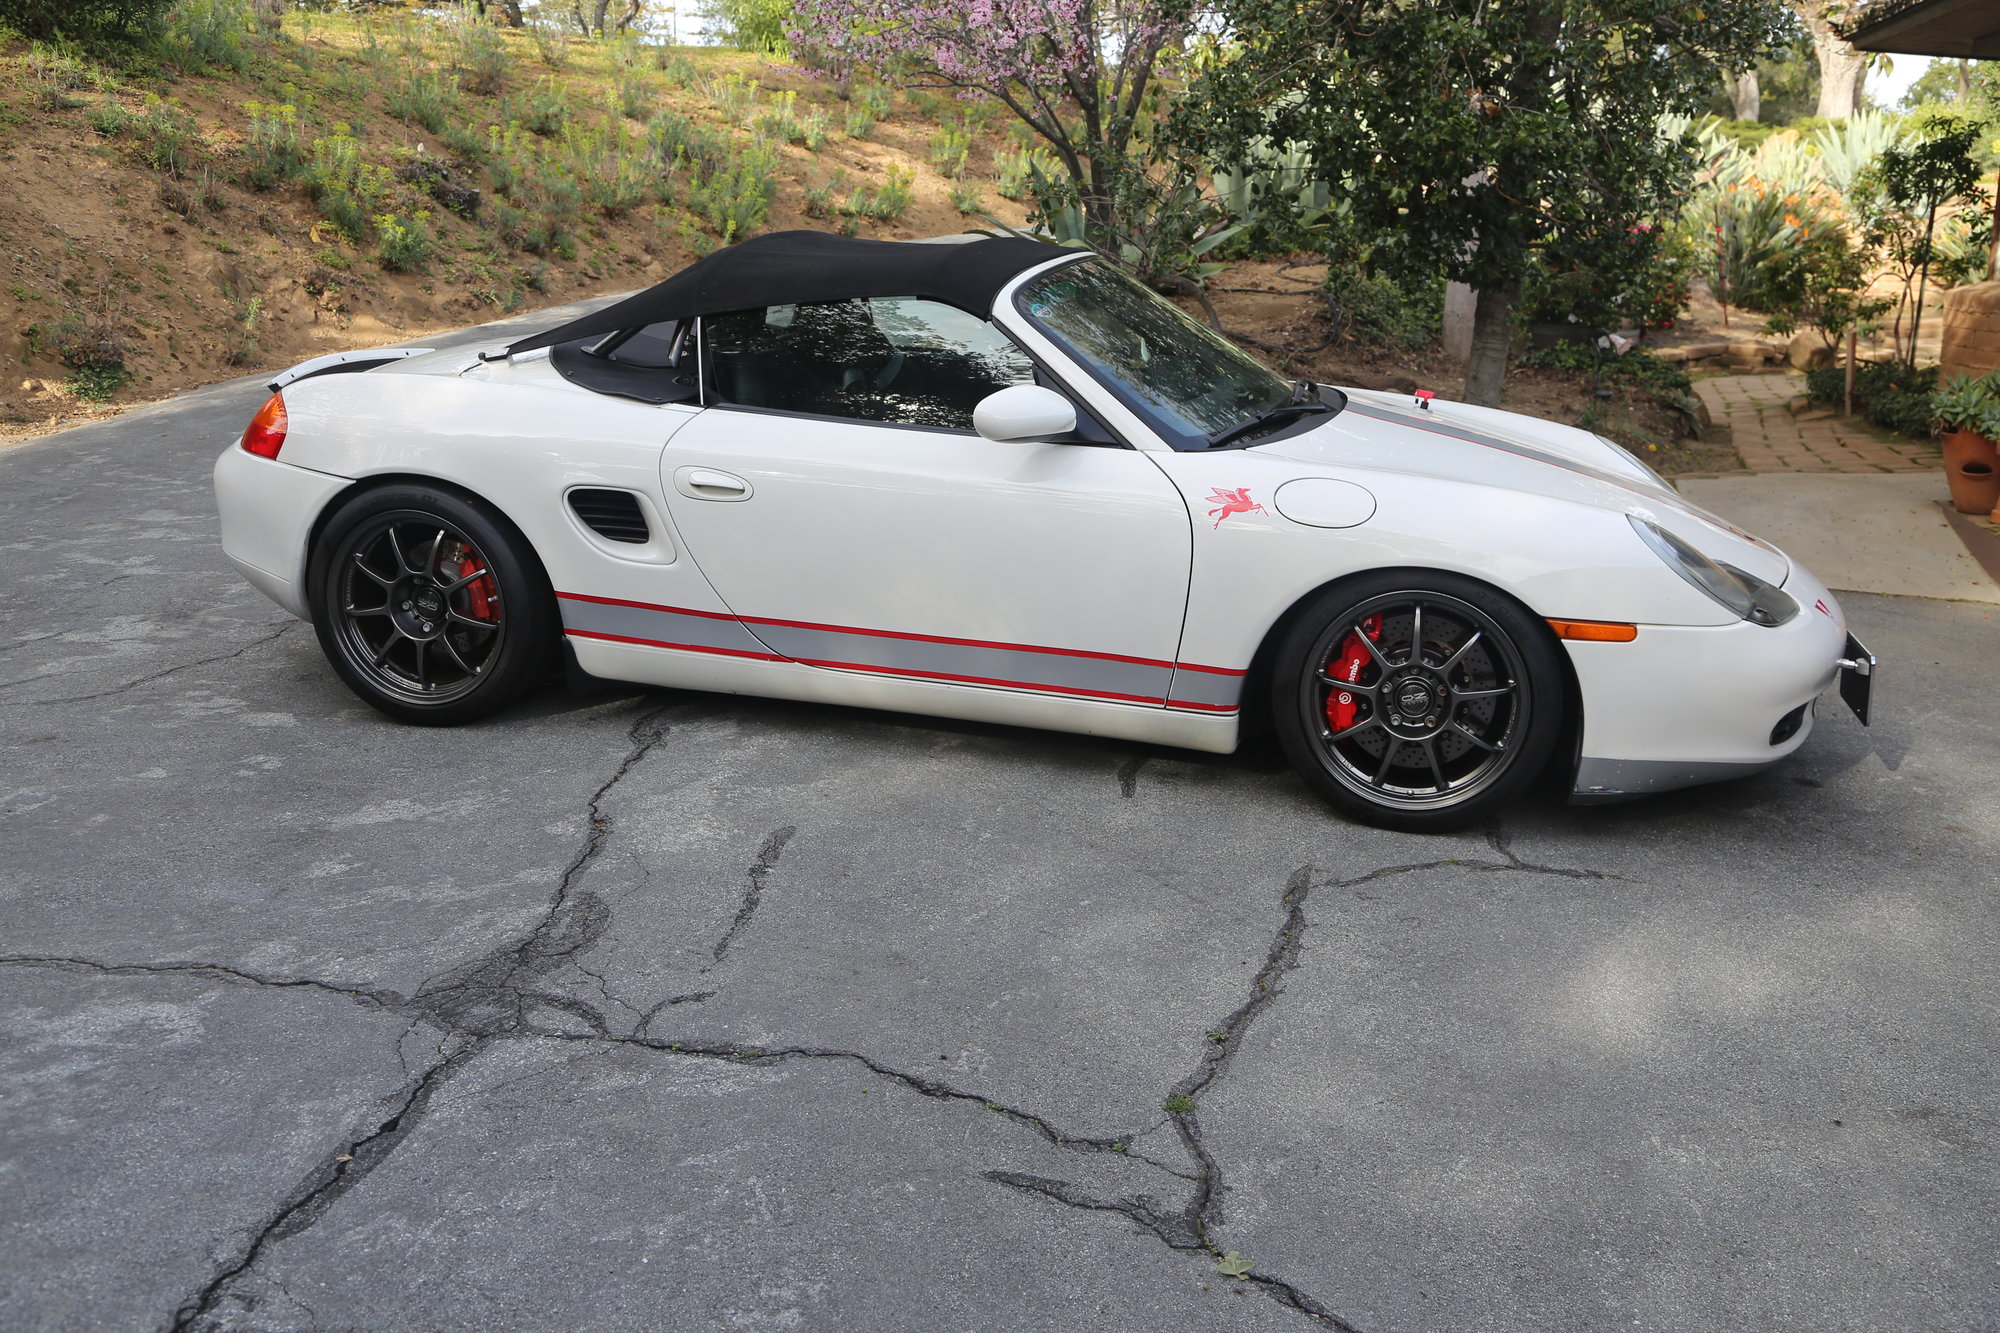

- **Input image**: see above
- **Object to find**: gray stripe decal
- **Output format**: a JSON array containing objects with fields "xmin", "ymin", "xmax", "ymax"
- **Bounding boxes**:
[
  {"xmin": 560, "ymin": 594, "xmax": 1238, "ymax": 709},
  {"xmin": 559, "ymin": 596, "xmax": 779, "ymax": 658},
  {"xmin": 1343, "ymin": 401, "xmax": 1665, "ymax": 497},
  {"xmin": 1166, "ymin": 667, "xmax": 1244, "ymax": 710},
  {"xmin": 751, "ymin": 622, "xmax": 1173, "ymax": 704}
]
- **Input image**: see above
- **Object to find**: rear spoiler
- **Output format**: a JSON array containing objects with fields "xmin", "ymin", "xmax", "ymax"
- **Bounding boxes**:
[{"xmin": 267, "ymin": 347, "xmax": 433, "ymax": 392}]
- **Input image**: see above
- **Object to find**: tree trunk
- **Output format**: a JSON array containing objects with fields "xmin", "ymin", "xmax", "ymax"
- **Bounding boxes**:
[
  {"xmin": 1808, "ymin": 24, "xmax": 1866, "ymax": 117},
  {"xmin": 1463, "ymin": 280, "xmax": 1518, "ymax": 407},
  {"xmin": 1727, "ymin": 67, "xmax": 1760, "ymax": 121}
]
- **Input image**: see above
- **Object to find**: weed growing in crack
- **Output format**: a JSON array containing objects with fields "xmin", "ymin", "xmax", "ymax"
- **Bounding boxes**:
[{"xmin": 1163, "ymin": 1092, "xmax": 1196, "ymax": 1114}]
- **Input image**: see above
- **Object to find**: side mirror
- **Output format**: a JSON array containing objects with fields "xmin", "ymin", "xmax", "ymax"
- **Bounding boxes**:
[{"xmin": 973, "ymin": 384, "xmax": 1078, "ymax": 443}]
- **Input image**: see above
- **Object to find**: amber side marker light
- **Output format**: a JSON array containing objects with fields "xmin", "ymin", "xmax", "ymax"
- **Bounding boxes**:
[
  {"xmin": 240, "ymin": 392, "xmax": 287, "ymax": 460},
  {"xmin": 1547, "ymin": 618, "xmax": 1639, "ymax": 643}
]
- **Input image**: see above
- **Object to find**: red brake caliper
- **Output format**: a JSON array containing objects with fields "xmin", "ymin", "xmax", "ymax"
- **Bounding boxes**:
[
  {"xmin": 456, "ymin": 553, "xmax": 497, "ymax": 622},
  {"xmin": 1324, "ymin": 613, "xmax": 1382, "ymax": 733}
]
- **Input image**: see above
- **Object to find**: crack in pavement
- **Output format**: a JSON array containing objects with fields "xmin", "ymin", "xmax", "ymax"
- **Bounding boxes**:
[
  {"xmin": 2, "ymin": 621, "xmax": 297, "ymax": 704},
  {"xmin": 1484, "ymin": 822, "xmax": 1615, "ymax": 880},
  {"xmin": 402, "ymin": 706, "xmax": 674, "ymax": 1039},
  {"xmin": 1117, "ymin": 754, "xmax": 1149, "ymax": 798},
  {"xmin": 975, "ymin": 847, "xmax": 1618, "ymax": 1328},
  {"xmin": 155, "ymin": 702, "xmax": 676, "ymax": 1329},
  {"xmin": 0, "ymin": 954, "xmax": 404, "ymax": 1009},
  {"xmin": 171, "ymin": 1041, "xmax": 486, "ymax": 1332},
  {"xmin": 704, "ymin": 825, "xmax": 797, "ymax": 970},
  {"xmin": 9, "ymin": 696, "xmax": 1617, "ymax": 1332}
]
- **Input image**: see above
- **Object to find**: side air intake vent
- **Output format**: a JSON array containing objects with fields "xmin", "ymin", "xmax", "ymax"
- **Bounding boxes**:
[{"xmin": 568, "ymin": 489, "xmax": 650, "ymax": 544}]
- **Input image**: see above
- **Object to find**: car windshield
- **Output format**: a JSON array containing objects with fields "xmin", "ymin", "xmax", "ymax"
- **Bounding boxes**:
[{"xmin": 1015, "ymin": 259, "xmax": 1294, "ymax": 448}]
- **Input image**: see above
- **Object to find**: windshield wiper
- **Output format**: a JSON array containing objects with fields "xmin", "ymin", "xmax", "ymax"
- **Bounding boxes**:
[{"xmin": 1206, "ymin": 396, "xmax": 1336, "ymax": 449}]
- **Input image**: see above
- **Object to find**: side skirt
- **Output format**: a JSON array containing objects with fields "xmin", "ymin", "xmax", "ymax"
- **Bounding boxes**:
[{"xmin": 569, "ymin": 633, "xmax": 1241, "ymax": 754}]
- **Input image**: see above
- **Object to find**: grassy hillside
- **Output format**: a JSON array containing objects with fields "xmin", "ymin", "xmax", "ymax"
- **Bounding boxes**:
[{"xmin": 0, "ymin": 6, "xmax": 1031, "ymax": 439}]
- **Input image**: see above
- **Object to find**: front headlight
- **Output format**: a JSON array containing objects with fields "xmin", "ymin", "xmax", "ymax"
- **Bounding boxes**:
[{"xmin": 1628, "ymin": 516, "xmax": 1798, "ymax": 627}]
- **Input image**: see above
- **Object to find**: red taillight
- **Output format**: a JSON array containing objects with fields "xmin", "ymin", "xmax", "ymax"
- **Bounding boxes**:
[{"xmin": 240, "ymin": 392, "xmax": 288, "ymax": 460}]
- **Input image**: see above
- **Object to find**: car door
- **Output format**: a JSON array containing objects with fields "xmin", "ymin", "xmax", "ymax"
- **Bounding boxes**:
[{"xmin": 658, "ymin": 295, "xmax": 1194, "ymax": 708}]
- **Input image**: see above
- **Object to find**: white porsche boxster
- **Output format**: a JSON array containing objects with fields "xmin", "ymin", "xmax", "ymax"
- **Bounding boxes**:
[{"xmin": 213, "ymin": 230, "xmax": 1874, "ymax": 829}]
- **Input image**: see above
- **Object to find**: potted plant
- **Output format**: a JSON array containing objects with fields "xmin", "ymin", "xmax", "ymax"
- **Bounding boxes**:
[{"xmin": 1933, "ymin": 373, "xmax": 2000, "ymax": 514}]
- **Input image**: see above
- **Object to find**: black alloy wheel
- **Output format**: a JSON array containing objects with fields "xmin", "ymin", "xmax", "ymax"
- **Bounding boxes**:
[
  {"xmin": 308, "ymin": 484, "xmax": 556, "ymax": 725},
  {"xmin": 1272, "ymin": 571, "xmax": 1564, "ymax": 831}
]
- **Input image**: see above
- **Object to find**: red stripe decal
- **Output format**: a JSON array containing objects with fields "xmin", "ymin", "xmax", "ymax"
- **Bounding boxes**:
[
  {"xmin": 565, "ymin": 629, "xmax": 785, "ymax": 661},
  {"xmin": 1165, "ymin": 700, "xmax": 1240, "ymax": 713},
  {"xmin": 1174, "ymin": 661, "xmax": 1248, "ymax": 677}
]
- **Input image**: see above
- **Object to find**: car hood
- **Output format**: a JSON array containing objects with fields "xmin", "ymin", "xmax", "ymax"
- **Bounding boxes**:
[{"xmin": 1255, "ymin": 387, "xmax": 1790, "ymax": 585}]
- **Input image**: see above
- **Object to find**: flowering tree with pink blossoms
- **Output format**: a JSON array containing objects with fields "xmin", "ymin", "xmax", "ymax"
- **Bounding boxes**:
[{"xmin": 791, "ymin": 0, "xmax": 1198, "ymax": 246}]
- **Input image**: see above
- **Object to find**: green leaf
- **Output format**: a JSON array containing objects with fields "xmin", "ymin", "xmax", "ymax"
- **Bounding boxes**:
[{"xmin": 1217, "ymin": 1251, "xmax": 1254, "ymax": 1278}]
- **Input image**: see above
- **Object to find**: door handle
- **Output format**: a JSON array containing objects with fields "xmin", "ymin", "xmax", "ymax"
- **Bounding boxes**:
[{"xmin": 673, "ymin": 466, "xmax": 753, "ymax": 502}]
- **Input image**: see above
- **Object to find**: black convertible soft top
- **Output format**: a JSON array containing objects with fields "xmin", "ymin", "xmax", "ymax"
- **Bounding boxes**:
[{"xmin": 500, "ymin": 230, "xmax": 1067, "ymax": 359}]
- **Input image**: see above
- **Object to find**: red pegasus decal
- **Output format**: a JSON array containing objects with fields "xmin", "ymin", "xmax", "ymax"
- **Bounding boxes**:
[{"xmin": 1205, "ymin": 487, "xmax": 1266, "ymax": 528}]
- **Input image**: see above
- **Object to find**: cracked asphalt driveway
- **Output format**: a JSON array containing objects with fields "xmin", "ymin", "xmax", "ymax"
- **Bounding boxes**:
[{"xmin": 3, "ymin": 326, "xmax": 1997, "ymax": 1333}]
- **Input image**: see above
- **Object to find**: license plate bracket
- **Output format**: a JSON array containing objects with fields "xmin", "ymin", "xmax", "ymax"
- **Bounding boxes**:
[{"xmin": 1838, "ymin": 632, "xmax": 1875, "ymax": 726}]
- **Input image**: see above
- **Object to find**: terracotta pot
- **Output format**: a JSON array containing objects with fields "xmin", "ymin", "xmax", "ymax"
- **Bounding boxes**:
[
  {"xmin": 1950, "ymin": 460, "xmax": 2000, "ymax": 516},
  {"xmin": 1941, "ymin": 430, "xmax": 2000, "ymax": 514},
  {"xmin": 1941, "ymin": 427, "xmax": 1999, "ymax": 470}
]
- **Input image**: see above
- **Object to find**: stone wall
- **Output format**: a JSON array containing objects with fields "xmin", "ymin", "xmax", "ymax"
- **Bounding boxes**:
[{"xmin": 1941, "ymin": 282, "xmax": 2000, "ymax": 384}]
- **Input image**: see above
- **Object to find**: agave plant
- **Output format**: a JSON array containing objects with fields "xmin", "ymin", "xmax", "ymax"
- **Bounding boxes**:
[
  {"xmin": 1812, "ymin": 111, "xmax": 1906, "ymax": 197},
  {"xmin": 1931, "ymin": 372, "xmax": 2000, "ymax": 435}
]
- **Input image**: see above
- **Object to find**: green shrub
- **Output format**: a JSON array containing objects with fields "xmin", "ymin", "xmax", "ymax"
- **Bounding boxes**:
[
  {"xmin": 842, "ymin": 163, "xmax": 914, "ymax": 222},
  {"xmin": 560, "ymin": 122, "xmax": 654, "ymax": 216},
  {"xmin": 1325, "ymin": 267, "xmax": 1439, "ymax": 351},
  {"xmin": 243, "ymin": 100, "xmax": 305, "ymax": 188},
  {"xmin": 928, "ymin": 125, "xmax": 970, "ymax": 177},
  {"xmin": 64, "ymin": 364, "xmax": 129, "ymax": 401},
  {"xmin": 385, "ymin": 69, "xmax": 456, "ymax": 135},
  {"xmin": 526, "ymin": 9, "xmax": 570, "ymax": 68},
  {"xmin": 304, "ymin": 125, "xmax": 391, "ymax": 239},
  {"xmin": 26, "ymin": 309, "xmax": 128, "ymax": 375},
  {"xmin": 163, "ymin": 0, "xmax": 252, "ymax": 73},
  {"xmin": 446, "ymin": 6, "xmax": 509, "ymax": 95},
  {"xmin": 753, "ymin": 91, "xmax": 826, "ymax": 149},
  {"xmin": 486, "ymin": 125, "xmax": 585, "ymax": 258},
  {"xmin": 26, "ymin": 46, "xmax": 104, "ymax": 109},
  {"xmin": 88, "ymin": 93, "xmax": 133, "ymax": 137},
  {"xmin": 993, "ymin": 146, "xmax": 1046, "ymax": 201},
  {"xmin": 647, "ymin": 109, "xmax": 726, "ymax": 173},
  {"xmin": 651, "ymin": 49, "xmax": 698, "ymax": 85},
  {"xmin": 508, "ymin": 78, "xmax": 570, "ymax": 137},
  {"xmin": 7, "ymin": 0, "xmax": 175, "ymax": 48},
  {"xmin": 1803, "ymin": 360, "xmax": 1939, "ymax": 437},
  {"xmin": 133, "ymin": 93, "xmax": 199, "ymax": 176},
  {"xmin": 710, "ymin": 73, "xmax": 759, "ymax": 120},
  {"xmin": 614, "ymin": 67, "xmax": 654, "ymax": 121},
  {"xmin": 687, "ymin": 138, "xmax": 779, "ymax": 240},
  {"xmin": 226, "ymin": 294, "xmax": 261, "ymax": 366},
  {"xmin": 374, "ymin": 210, "xmax": 435, "ymax": 271},
  {"xmin": 950, "ymin": 180, "xmax": 983, "ymax": 215},
  {"xmin": 803, "ymin": 170, "xmax": 845, "ymax": 218}
]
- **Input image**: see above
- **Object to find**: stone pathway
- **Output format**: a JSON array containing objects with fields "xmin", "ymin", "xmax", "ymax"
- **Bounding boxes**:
[{"xmin": 1693, "ymin": 372, "xmax": 1942, "ymax": 474}]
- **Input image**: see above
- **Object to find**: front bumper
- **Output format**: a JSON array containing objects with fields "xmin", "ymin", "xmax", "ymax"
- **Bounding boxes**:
[{"xmin": 1565, "ymin": 563, "xmax": 1851, "ymax": 800}]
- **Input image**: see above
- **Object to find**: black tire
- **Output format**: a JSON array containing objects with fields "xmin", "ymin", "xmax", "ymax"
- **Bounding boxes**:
[
  {"xmin": 307, "ymin": 484, "xmax": 557, "ymax": 725},
  {"xmin": 1270, "ymin": 570, "xmax": 1564, "ymax": 832}
]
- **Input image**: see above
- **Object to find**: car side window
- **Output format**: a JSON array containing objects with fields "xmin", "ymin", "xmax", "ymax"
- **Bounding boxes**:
[{"xmin": 704, "ymin": 297, "xmax": 1037, "ymax": 430}]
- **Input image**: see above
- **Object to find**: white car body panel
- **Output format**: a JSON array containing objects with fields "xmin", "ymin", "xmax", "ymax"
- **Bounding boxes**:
[
  {"xmin": 647, "ymin": 407, "xmax": 1199, "ymax": 711},
  {"xmin": 215, "ymin": 248, "xmax": 1861, "ymax": 802}
]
